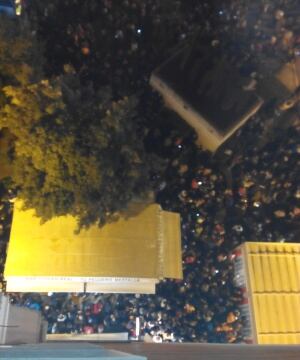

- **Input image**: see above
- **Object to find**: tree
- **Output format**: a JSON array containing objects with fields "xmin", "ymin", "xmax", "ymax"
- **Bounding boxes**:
[
  {"xmin": 0, "ymin": 75, "xmax": 161, "ymax": 229},
  {"xmin": 0, "ymin": 14, "xmax": 42, "ymax": 88}
]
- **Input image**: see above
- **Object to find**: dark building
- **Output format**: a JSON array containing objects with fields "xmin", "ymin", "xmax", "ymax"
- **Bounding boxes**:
[{"xmin": 150, "ymin": 45, "xmax": 263, "ymax": 152}]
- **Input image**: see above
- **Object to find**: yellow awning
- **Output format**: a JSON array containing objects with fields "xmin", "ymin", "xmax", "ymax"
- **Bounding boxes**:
[
  {"xmin": 4, "ymin": 200, "xmax": 182, "ymax": 293},
  {"xmin": 244, "ymin": 242, "xmax": 300, "ymax": 344}
]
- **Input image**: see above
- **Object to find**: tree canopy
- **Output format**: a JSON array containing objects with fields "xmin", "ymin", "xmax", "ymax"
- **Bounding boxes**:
[
  {"xmin": 0, "ymin": 14, "xmax": 42, "ymax": 88},
  {"xmin": 0, "ymin": 75, "xmax": 159, "ymax": 228},
  {"xmin": 0, "ymin": 15, "xmax": 161, "ymax": 229}
]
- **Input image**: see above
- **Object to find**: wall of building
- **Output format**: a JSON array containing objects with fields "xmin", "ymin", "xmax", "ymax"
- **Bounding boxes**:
[
  {"xmin": 150, "ymin": 75, "xmax": 221, "ymax": 152},
  {"xmin": 103, "ymin": 343, "xmax": 300, "ymax": 360},
  {"xmin": 0, "ymin": 295, "xmax": 42, "ymax": 345}
]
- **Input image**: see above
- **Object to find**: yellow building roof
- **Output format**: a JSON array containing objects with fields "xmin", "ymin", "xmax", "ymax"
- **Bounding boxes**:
[
  {"xmin": 244, "ymin": 242, "xmax": 300, "ymax": 344},
  {"xmin": 4, "ymin": 201, "xmax": 182, "ymax": 293}
]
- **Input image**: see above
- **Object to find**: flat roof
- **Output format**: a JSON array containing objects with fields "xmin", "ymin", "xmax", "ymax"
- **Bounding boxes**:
[
  {"xmin": 4, "ymin": 201, "xmax": 182, "ymax": 292},
  {"xmin": 154, "ymin": 45, "xmax": 261, "ymax": 135}
]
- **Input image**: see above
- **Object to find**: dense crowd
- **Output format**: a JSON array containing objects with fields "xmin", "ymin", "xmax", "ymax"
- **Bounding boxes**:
[
  {"xmin": 156, "ymin": 113, "xmax": 300, "ymax": 249},
  {"xmin": 3, "ymin": 109, "xmax": 300, "ymax": 342},
  {"xmin": 209, "ymin": 0, "xmax": 300, "ymax": 74},
  {"xmin": 0, "ymin": 0, "xmax": 300, "ymax": 343},
  {"xmin": 23, "ymin": 0, "xmax": 300, "ymax": 92}
]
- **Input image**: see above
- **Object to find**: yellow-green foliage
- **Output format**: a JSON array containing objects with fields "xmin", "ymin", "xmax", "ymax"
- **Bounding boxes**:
[
  {"xmin": 1, "ymin": 75, "xmax": 158, "ymax": 229},
  {"xmin": 0, "ymin": 16, "xmax": 40, "ymax": 86}
]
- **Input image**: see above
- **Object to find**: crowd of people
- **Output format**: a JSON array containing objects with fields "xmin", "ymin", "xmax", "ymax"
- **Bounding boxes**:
[
  {"xmin": 4, "ymin": 107, "xmax": 300, "ymax": 342},
  {"xmin": 155, "ymin": 111, "xmax": 300, "ymax": 250},
  {"xmin": 23, "ymin": 0, "xmax": 300, "ymax": 93},
  {"xmin": 2, "ymin": 105, "xmax": 300, "ymax": 342},
  {"xmin": 209, "ymin": 0, "xmax": 300, "ymax": 74},
  {"xmin": 0, "ymin": 0, "xmax": 300, "ymax": 343}
]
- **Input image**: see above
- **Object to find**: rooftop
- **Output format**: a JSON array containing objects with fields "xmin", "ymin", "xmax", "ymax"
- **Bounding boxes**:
[{"xmin": 153, "ymin": 45, "xmax": 261, "ymax": 135}]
